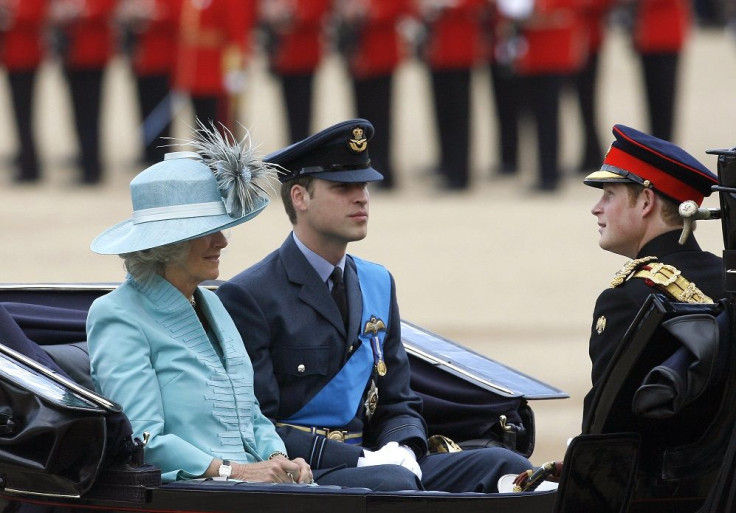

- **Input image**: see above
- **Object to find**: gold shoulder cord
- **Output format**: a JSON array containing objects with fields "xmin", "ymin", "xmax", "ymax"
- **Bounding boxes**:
[
  {"xmin": 610, "ymin": 256, "xmax": 713, "ymax": 304},
  {"xmin": 609, "ymin": 256, "xmax": 658, "ymax": 288}
]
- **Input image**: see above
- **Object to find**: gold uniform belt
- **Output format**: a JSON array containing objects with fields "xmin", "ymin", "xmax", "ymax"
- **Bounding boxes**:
[{"xmin": 276, "ymin": 423, "xmax": 363, "ymax": 443}]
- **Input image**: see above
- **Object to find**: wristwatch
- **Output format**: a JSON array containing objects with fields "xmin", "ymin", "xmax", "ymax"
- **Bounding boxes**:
[{"xmin": 218, "ymin": 459, "xmax": 232, "ymax": 480}]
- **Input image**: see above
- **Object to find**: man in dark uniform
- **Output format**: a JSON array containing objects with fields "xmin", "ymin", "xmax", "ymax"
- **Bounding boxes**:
[
  {"xmin": 581, "ymin": 124, "xmax": 723, "ymax": 421},
  {"xmin": 217, "ymin": 119, "xmax": 531, "ymax": 492}
]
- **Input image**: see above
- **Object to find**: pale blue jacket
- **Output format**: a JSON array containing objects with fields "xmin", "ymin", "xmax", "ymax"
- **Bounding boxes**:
[{"xmin": 87, "ymin": 275, "xmax": 286, "ymax": 482}]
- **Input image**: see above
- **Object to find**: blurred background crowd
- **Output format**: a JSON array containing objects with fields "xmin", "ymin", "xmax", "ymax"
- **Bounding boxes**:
[{"xmin": 0, "ymin": 0, "xmax": 733, "ymax": 191}]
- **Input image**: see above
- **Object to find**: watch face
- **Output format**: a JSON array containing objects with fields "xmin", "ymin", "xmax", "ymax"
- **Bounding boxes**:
[{"xmin": 219, "ymin": 461, "xmax": 232, "ymax": 478}]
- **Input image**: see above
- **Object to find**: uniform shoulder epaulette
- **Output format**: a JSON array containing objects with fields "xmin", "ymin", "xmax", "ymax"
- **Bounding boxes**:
[
  {"xmin": 609, "ymin": 256, "xmax": 658, "ymax": 288},
  {"xmin": 610, "ymin": 256, "xmax": 713, "ymax": 304}
]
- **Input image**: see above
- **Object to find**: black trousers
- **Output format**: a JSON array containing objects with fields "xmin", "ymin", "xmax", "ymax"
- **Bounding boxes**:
[
  {"xmin": 640, "ymin": 52, "xmax": 679, "ymax": 142},
  {"xmin": 490, "ymin": 63, "xmax": 522, "ymax": 173},
  {"xmin": 430, "ymin": 68, "xmax": 471, "ymax": 189},
  {"xmin": 491, "ymin": 67, "xmax": 563, "ymax": 189},
  {"xmin": 8, "ymin": 69, "xmax": 40, "ymax": 180},
  {"xmin": 279, "ymin": 72, "xmax": 315, "ymax": 144},
  {"xmin": 570, "ymin": 51, "xmax": 603, "ymax": 171},
  {"xmin": 523, "ymin": 74, "xmax": 562, "ymax": 189},
  {"xmin": 136, "ymin": 74, "xmax": 171, "ymax": 165},
  {"xmin": 352, "ymin": 74, "xmax": 394, "ymax": 188},
  {"xmin": 65, "ymin": 67, "xmax": 105, "ymax": 183}
]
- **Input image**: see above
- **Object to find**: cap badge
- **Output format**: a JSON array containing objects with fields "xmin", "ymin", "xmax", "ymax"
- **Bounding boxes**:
[
  {"xmin": 348, "ymin": 126, "xmax": 368, "ymax": 153},
  {"xmin": 596, "ymin": 315, "xmax": 607, "ymax": 334}
]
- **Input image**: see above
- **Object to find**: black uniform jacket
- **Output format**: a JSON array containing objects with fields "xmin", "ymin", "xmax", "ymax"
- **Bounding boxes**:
[
  {"xmin": 216, "ymin": 234, "xmax": 427, "ymax": 469},
  {"xmin": 583, "ymin": 229, "xmax": 724, "ymax": 420}
]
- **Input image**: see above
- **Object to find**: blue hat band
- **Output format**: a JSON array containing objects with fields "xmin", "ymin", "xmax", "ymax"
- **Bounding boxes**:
[{"xmin": 132, "ymin": 201, "xmax": 227, "ymax": 224}]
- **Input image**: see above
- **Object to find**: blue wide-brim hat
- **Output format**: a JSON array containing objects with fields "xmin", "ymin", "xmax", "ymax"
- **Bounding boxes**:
[
  {"xmin": 266, "ymin": 119, "xmax": 384, "ymax": 183},
  {"xmin": 91, "ymin": 152, "xmax": 269, "ymax": 255}
]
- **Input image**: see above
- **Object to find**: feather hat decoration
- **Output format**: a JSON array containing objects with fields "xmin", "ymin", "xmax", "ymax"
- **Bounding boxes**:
[{"xmin": 186, "ymin": 119, "xmax": 280, "ymax": 218}]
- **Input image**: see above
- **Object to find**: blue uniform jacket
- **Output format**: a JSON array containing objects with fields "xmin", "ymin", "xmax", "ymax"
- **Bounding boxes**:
[
  {"xmin": 217, "ymin": 234, "xmax": 427, "ymax": 469},
  {"xmin": 87, "ymin": 275, "xmax": 287, "ymax": 482}
]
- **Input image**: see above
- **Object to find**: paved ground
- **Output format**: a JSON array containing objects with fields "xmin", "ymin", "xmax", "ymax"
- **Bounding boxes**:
[{"xmin": 1, "ymin": 26, "xmax": 734, "ymax": 464}]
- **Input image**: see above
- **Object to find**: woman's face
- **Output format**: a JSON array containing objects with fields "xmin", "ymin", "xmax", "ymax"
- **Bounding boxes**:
[{"xmin": 164, "ymin": 232, "xmax": 228, "ymax": 297}]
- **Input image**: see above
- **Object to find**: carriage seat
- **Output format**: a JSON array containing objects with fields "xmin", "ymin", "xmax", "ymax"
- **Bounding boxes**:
[{"xmin": 43, "ymin": 341, "xmax": 94, "ymax": 390}]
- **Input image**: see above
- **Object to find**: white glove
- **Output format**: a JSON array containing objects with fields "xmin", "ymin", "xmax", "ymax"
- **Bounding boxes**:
[{"xmin": 357, "ymin": 442, "xmax": 422, "ymax": 479}]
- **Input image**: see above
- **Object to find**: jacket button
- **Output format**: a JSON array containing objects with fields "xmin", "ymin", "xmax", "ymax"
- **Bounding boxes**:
[{"xmin": 297, "ymin": 364, "xmax": 305, "ymax": 373}]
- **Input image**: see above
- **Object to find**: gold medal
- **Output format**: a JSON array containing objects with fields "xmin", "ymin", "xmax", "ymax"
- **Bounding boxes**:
[{"xmin": 376, "ymin": 360, "xmax": 387, "ymax": 376}]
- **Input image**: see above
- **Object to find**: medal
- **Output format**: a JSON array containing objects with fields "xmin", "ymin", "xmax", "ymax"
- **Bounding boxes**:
[
  {"xmin": 364, "ymin": 380, "xmax": 379, "ymax": 420},
  {"xmin": 376, "ymin": 360, "xmax": 387, "ymax": 377},
  {"xmin": 363, "ymin": 315, "xmax": 388, "ymax": 377}
]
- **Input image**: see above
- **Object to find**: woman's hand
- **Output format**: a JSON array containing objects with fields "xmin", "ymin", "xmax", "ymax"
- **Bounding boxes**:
[
  {"xmin": 240, "ymin": 456, "xmax": 312, "ymax": 484},
  {"xmin": 206, "ymin": 457, "xmax": 314, "ymax": 484}
]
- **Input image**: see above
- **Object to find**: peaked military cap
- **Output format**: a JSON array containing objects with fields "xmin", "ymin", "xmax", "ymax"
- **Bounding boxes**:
[
  {"xmin": 584, "ymin": 124, "xmax": 718, "ymax": 206},
  {"xmin": 265, "ymin": 119, "xmax": 384, "ymax": 183}
]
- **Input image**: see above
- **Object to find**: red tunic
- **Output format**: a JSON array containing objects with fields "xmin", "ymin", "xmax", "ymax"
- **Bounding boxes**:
[
  {"xmin": 1, "ymin": 0, "xmax": 48, "ymax": 70},
  {"xmin": 174, "ymin": 0, "xmax": 256, "ymax": 96},
  {"xmin": 420, "ymin": 0, "xmax": 486, "ymax": 70},
  {"xmin": 345, "ymin": 0, "xmax": 412, "ymax": 79},
  {"xmin": 262, "ymin": 0, "xmax": 331, "ymax": 75},
  {"xmin": 633, "ymin": 0, "xmax": 691, "ymax": 54},
  {"xmin": 129, "ymin": 0, "xmax": 184, "ymax": 76},
  {"xmin": 511, "ymin": 0, "xmax": 588, "ymax": 75},
  {"xmin": 54, "ymin": 0, "xmax": 117, "ymax": 69}
]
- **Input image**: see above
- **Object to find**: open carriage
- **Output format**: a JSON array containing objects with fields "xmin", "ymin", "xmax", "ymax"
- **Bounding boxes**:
[{"xmin": 3, "ymin": 148, "xmax": 736, "ymax": 513}]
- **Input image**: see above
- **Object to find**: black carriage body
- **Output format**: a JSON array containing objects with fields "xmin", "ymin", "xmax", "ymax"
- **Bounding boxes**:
[
  {"xmin": 0, "ymin": 281, "xmax": 732, "ymax": 513},
  {"xmin": 0, "ymin": 283, "xmax": 570, "ymax": 513}
]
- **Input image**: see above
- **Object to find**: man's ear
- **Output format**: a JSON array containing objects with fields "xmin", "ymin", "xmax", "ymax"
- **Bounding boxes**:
[
  {"xmin": 640, "ymin": 188, "xmax": 657, "ymax": 217},
  {"xmin": 291, "ymin": 184, "xmax": 309, "ymax": 213}
]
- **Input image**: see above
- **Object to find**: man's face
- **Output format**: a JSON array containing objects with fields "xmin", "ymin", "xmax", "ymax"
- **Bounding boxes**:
[
  {"xmin": 591, "ymin": 183, "xmax": 646, "ymax": 258},
  {"xmin": 299, "ymin": 179, "xmax": 370, "ymax": 247}
]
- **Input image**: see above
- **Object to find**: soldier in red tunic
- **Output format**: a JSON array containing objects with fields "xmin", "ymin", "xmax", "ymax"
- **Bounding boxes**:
[
  {"xmin": 0, "ymin": 0, "xmax": 48, "ymax": 182},
  {"xmin": 631, "ymin": 0, "xmax": 692, "ymax": 142},
  {"xmin": 48, "ymin": 0, "xmax": 117, "ymax": 184},
  {"xmin": 259, "ymin": 0, "xmax": 331, "ymax": 144},
  {"xmin": 332, "ymin": 0, "xmax": 412, "ymax": 190},
  {"xmin": 569, "ymin": 0, "xmax": 613, "ymax": 173},
  {"xmin": 174, "ymin": 0, "xmax": 257, "ymax": 131},
  {"xmin": 416, "ymin": 0, "xmax": 486, "ymax": 191},
  {"xmin": 115, "ymin": 0, "xmax": 183, "ymax": 165},
  {"xmin": 489, "ymin": 0, "xmax": 587, "ymax": 191}
]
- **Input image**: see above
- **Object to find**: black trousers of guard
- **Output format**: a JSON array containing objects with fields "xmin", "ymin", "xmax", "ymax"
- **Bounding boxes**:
[
  {"xmin": 352, "ymin": 74, "xmax": 394, "ymax": 189},
  {"xmin": 430, "ymin": 68, "xmax": 471, "ymax": 190},
  {"xmin": 64, "ymin": 67, "xmax": 104, "ymax": 184},
  {"xmin": 490, "ymin": 63, "xmax": 522, "ymax": 175},
  {"xmin": 639, "ymin": 52, "xmax": 679, "ymax": 142},
  {"xmin": 570, "ymin": 51, "xmax": 603, "ymax": 172},
  {"xmin": 522, "ymin": 73, "xmax": 563, "ymax": 190},
  {"xmin": 279, "ymin": 72, "xmax": 315, "ymax": 144},
  {"xmin": 8, "ymin": 69, "xmax": 40, "ymax": 181},
  {"xmin": 136, "ymin": 74, "xmax": 171, "ymax": 165}
]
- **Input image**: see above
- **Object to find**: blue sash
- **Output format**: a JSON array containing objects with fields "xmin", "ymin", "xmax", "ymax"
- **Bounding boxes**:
[{"xmin": 283, "ymin": 257, "xmax": 391, "ymax": 427}]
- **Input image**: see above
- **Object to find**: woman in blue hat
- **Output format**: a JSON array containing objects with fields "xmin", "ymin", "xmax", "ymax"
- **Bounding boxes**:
[{"xmin": 86, "ymin": 123, "xmax": 313, "ymax": 485}]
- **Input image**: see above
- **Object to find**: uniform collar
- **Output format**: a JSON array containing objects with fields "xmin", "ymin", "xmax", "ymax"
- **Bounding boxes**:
[
  {"xmin": 637, "ymin": 229, "xmax": 702, "ymax": 259},
  {"xmin": 291, "ymin": 232, "xmax": 347, "ymax": 283}
]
